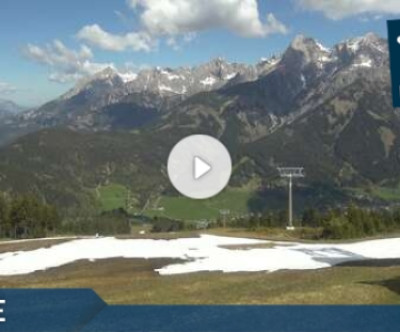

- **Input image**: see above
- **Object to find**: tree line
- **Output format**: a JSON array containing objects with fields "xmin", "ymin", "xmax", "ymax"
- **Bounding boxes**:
[
  {"xmin": 62, "ymin": 208, "xmax": 131, "ymax": 235},
  {"xmin": 0, "ymin": 194, "xmax": 132, "ymax": 239},
  {"xmin": 0, "ymin": 193, "xmax": 60, "ymax": 239},
  {"xmin": 222, "ymin": 204, "xmax": 400, "ymax": 240},
  {"xmin": 319, "ymin": 204, "xmax": 400, "ymax": 239},
  {"xmin": 3, "ymin": 190, "xmax": 400, "ymax": 241}
]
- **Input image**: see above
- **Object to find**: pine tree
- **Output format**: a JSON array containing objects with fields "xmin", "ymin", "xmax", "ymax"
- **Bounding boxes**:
[{"xmin": 0, "ymin": 194, "xmax": 8, "ymax": 238}]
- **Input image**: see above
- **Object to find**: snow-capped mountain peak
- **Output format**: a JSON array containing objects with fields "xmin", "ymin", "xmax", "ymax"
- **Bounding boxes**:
[
  {"xmin": 62, "ymin": 67, "xmax": 124, "ymax": 100},
  {"xmin": 1, "ymin": 32, "xmax": 391, "ymax": 142},
  {"xmin": 333, "ymin": 32, "xmax": 387, "ymax": 70},
  {"xmin": 118, "ymin": 72, "xmax": 138, "ymax": 83},
  {"xmin": 282, "ymin": 35, "xmax": 334, "ymax": 69},
  {"xmin": 22, "ymin": 32, "xmax": 388, "ymax": 132}
]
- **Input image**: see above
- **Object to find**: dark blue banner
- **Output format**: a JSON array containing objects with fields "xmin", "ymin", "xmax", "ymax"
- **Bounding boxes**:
[
  {"xmin": 388, "ymin": 20, "xmax": 400, "ymax": 107},
  {"xmin": 0, "ymin": 289, "xmax": 400, "ymax": 332},
  {"xmin": 0, "ymin": 289, "xmax": 106, "ymax": 332}
]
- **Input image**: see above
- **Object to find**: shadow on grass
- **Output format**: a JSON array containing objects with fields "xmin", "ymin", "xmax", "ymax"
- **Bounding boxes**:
[
  {"xmin": 338, "ymin": 260, "xmax": 400, "ymax": 296},
  {"xmin": 361, "ymin": 276, "xmax": 400, "ymax": 296},
  {"xmin": 338, "ymin": 259, "xmax": 400, "ymax": 268}
]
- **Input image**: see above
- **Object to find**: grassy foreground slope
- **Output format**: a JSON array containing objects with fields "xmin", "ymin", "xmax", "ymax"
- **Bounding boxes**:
[
  {"xmin": 0, "ymin": 233, "xmax": 399, "ymax": 305},
  {"xmin": 1, "ymin": 257, "xmax": 399, "ymax": 305}
]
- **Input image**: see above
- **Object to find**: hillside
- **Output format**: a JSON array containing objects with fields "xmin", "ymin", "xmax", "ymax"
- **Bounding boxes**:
[
  {"xmin": 0, "ymin": 129, "xmax": 173, "ymax": 214},
  {"xmin": 0, "ymin": 33, "xmax": 398, "ymax": 217}
]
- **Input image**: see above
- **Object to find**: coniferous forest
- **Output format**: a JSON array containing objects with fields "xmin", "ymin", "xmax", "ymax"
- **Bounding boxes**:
[
  {"xmin": 0, "ymin": 193, "xmax": 60, "ymax": 239},
  {"xmin": 2, "ymin": 189, "xmax": 400, "ymax": 241}
]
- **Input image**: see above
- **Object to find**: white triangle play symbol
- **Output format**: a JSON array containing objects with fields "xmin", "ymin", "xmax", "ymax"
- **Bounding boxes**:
[{"xmin": 194, "ymin": 156, "xmax": 212, "ymax": 180}]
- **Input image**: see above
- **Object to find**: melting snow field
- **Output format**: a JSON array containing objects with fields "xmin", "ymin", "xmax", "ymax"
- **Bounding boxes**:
[{"xmin": 0, "ymin": 235, "xmax": 400, "ymax": 276}]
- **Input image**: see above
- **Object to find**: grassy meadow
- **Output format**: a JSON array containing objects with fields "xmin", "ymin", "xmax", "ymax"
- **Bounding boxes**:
[
  {"xmin": 0, "ymin": 232, "xmax": 400, "ymax": 305},
  {"xmin": 1, "ymin": 255, "xmax": 400, "ymax": 305},
  {"xmin": 98, "ymin": 184, "xmax": 253, "ymax": 220}
]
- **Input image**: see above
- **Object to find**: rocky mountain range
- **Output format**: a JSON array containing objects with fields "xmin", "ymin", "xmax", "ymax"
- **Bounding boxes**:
[
  {"xmin": 5, "ymin": 32, "xmax": 388, "ymax": 132},
  {"xmin": 0, "ymin": 32, "xmax": 397, "ymax": 214},
  {"xmin": 0, "ymin": 99, "xmax": 25, "ymax": 119}
]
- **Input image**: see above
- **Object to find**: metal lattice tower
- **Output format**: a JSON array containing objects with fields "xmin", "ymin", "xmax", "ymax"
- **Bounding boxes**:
[{"xmin": 277, "ymin": 167, "xmax": 305, "ymax": 230}]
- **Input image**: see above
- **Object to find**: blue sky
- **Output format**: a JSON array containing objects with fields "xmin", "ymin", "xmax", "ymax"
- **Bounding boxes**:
[{"xmin": 0, "ymin": 0, "xmax": 398, "ymax": 107}]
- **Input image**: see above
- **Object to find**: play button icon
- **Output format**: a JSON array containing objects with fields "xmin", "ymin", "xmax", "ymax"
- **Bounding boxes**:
[
  {"xmin": 194, "ymin": 156, "xmax": 211, "ymax": 180},
  {"xmin": 167, "ymin": 135, "xmax": 232, "ymax": 199}
]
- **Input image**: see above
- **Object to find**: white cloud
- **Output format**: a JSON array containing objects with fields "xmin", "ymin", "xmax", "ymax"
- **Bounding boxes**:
[
  {"xmin": 77, "ymin": 24, "xmax": 155, "ymax": 52},
  {"xmin": 0, "ymin": 81, "xmax": 17, "ymax": 95},
  {"xmin": 298, "ymin": 0, "xmax": 400, "ymax": 20},
  {"xmin": 165, "ymin": 32, "xmax": 196, "ymax": 50},
  {"xmin": 24, "ymin": 40, "xmax": 115, "ymax": 83},
  {"xmin": 77, "ymin": 0, "xmax": 287, "ymax": 52},
  {"xmin": 129, "ymin": 0, "xmax": 287, "ymax": 37},
  {"xmin": 24, "ymin": 1, "xmax": 288, "ymax": 83}
]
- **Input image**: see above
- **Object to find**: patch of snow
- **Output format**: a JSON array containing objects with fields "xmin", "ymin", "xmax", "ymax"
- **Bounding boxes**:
[
  {"xmin": 200, "ymin": 76, "xmax": 217, "ymax": 86},
  {"xmin": 21, "ymin": 109, "xmax": 38, "ymax": 120},
  {"xmin": 348, "ymin": 38, "xmax": 362, "ymax": 52},
  {"xmin": 225, "ymin": 73, "xmax": 237, "ymax": 80},
  {"xmin": 318, "ymin": 55, "xmax": 332, "ymax": 63},
  {"xmin": 161, "ymin": 70, "xmax": 184, "ymax": 81},
  {"xmin": 118, "ymin": 72, "xmax": 138, "ymax": 83},
  {"xmin": 353, "ymin": 58, "xmax": 373, "ymax": 68},
  {"xmin": 159, "ymin": 237, "xmax": 400, "ymax": 275},
  {"xmin": 159, "ymin": 84, "xmax": 186, "ymax": 95},
  {"xmin": 300, "ymin": 74, "xmax": 307, "ymax": 88},
  {"xmin": 270, "ymin": 58, "xmax": 280, "ymax": 66},
  {"xmin": 269, "ymin": 113, "xmax": 279, "ymax": 129},
  {"xmin": 1, "ymin": 235, "xmax": 400, "ymax": 276},
  {"xmin": 259, "ymin": 57, "xmax": 280, "ymax": 66},
  {"xmin": 372, "ymin": 43, "xmax": 386, "ymax": 53},
  {"xmin": 159, "ymin": 84, "xmax": 175, "ymax": 93},
  {"xmin": 316, "ymin": 41, "xmax": 330, "ymax": 53}
]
